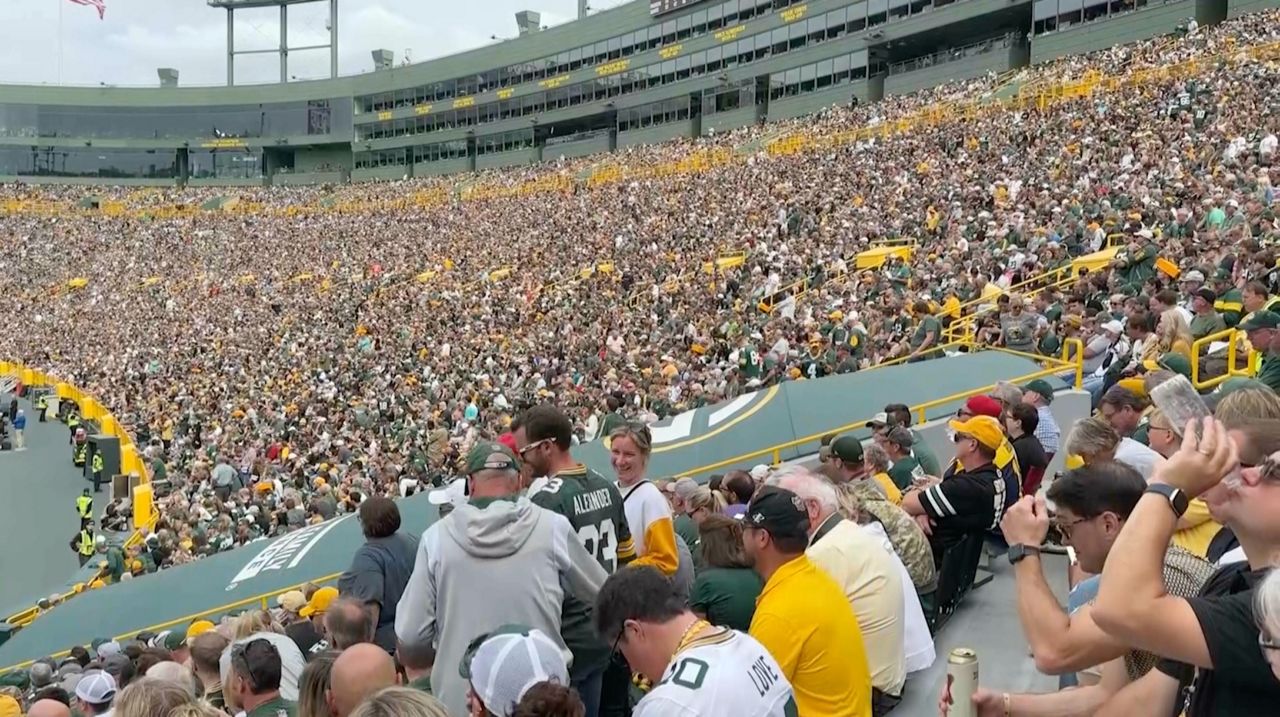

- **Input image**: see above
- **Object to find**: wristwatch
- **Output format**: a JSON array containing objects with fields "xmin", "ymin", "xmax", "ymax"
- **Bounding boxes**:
[
  {"xmin": 1145, "ymin": 483, "xmax": 1190, "ymax": 517},
  {"xmin": 1007, "ymin": 544, "xmax": 1041, "ymax": 565}
]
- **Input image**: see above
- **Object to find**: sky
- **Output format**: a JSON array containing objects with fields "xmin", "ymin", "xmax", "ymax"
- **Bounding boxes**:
[{"xmin": 0, "ymin": 0, "xmax": 632, "ymax": 87}]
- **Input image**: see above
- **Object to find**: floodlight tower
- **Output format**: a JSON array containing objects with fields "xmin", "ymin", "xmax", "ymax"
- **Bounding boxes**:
[{"xmin": 207, "ymin": 0, "xmax": 338, "ymax": 86}]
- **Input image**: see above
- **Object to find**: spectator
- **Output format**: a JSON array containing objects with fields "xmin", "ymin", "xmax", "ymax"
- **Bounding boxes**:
[
  {"xmin": 324, "ymin": 598, "xmax": 375, "ymax": 651},
  {"xmin": 394, "ymin": 640, "xmax": 434, "ymax": 695},
  {"xmin": 1020, "ymin": 379, "xmax": 1061, "ymax": 458},
  {"xmin": 945, "ymin": 395, "xmax": 1022, "ymax": 511},
  {"xmin": 608, "ymin": 424, "xmax": 681, "ymax": 578},
  {"xmin": 883, "ymin": 427, "xmax": 924, "ymax": 491},
  {"xmin": 115, "ymin": 677, "xmax": 195, "ymax": 717},
  {"xmin": 394, "ymin": 441, "xmax": 607, "ymax": 717},
  {"xmin": 1144, "ymin": 409, "xmax": 1223, "ymax": 559},
  {"xmin": 73, "ymin": 672, "xmax": 116, "ymax": 717},
  {"xmin": 346, "ymin": 688, "xmax": 449, "ymax": 717},
  {"xmin": 884, "ymin": 404, "xmax": 941, "ymax": 476},
  {"xmin": 338, "ymin": 497, "xmax": 417, "ymax": 653},
  {"xmin": 594, "ymin": 566, "xmax": 795, "ymax": 716},
  {"xmin": 189, "ymin": 631, "xmax": 229, "ymax": 712},
  {"xmin": 1256, "ymin": 570, "xmax": 1280, "ymax": 682},
  {"xmin": 769, "ymin": 468, "xmax": 910, "ymax": 713},
  {"xmin": 1094, "ymin": 417, "xmax": 1280, "ymax": 714},
  {"xmin": 26, "ymin": 700, "xmax": 70, "ymax": 717},
  {"xmin": 296, "ymin": 651, "xmax": 338, "ymax": 717},
  {"xmin": 458, "ymin": 626, "xmax": 572, "ymax": 717},
  {"xmin": 720, "ymin": 471, "xmax": 756, "ymax": 518},
  {"xmin": 1098, "ymin": 386, "xmax": 1152, "ymax": 444},
  {"xmin": 1005, "ymin": 403, "xmax": 1049, "ymax": 497},
  {"xmin": 224, "ymin": 638, "xmax": 296, "ymax": 717},
  {"xmin": 1240, "ymin": 311, "xmax": 1280, "ymax": 393},
  {"xmin": 143, "ymin": 662, "xmax": 201, "ymax": 699},
  {"xmin": 859, "ymin": 442, "xmax": 903, "ymax": 504},
  {"xmin": 1064, "ymin": 417, "xmax": 1163, "ymax": 481},
  {"xmin": 511, "ymin": 682, "xmax": 584, "ymax": 717},
  {"xmin": 330, "ymin": 645, "xmax": 397, "ymax": 717},
  {"xmin": 517, "ymin": 405, "xmax": 635, "ymax": 717},
  {"xmin": 660, "ymin": 478, "xmax": 701, "ymax": 552},
  {"xmin": 684, "ymin": 486, "xmax": 726, "ymax": 525},
  {"xmin": 904, "ymin": 414, "xmax": 1003, "ymax": 565},
  {"xmin": 1189, "ymin": 288, "xmax": 1226, "ymax": 340},
  {"xmin": 742, "ymin": 485, "xmax": 872, "ymax": 716},
  {"xmin": 220, "ymin": 633, "xmax": 306, "ymax": 706},
  {"xmin": 299, "ymin": 588, "xmax": 340, "ymax": 637},
  {"xmin": 688, "ymin": 514, "xmax": 762, "ymax": 631},
  {"xmin": 974, "ymin": 463, "xmax": 1212, "ymax": 713}
]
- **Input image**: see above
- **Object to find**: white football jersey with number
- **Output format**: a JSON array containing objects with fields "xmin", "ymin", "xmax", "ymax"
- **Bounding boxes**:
[{"xmin": 635, "ymin": 628, "xmax": 797, "ymax": 717}]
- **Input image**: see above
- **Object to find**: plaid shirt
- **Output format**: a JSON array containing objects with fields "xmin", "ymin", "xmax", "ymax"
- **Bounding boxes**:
[{"xmin": 1035, "ymin": 405, "xmax": 1060, "ymax": 454}]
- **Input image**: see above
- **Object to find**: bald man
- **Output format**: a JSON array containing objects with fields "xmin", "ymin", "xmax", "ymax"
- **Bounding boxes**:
[
  {"xmin": 329, "ymin": 644, "xmax": 396, "ymax": 717},
  {"xmin": 28, "ymin": 699, "xmax": 72, "ymax": 717}
]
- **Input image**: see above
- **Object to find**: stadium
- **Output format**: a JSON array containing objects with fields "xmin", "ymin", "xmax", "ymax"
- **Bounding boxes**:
[{"xmin": 2, "ymin": 0, "xmax": 1280, "ymax": 714}]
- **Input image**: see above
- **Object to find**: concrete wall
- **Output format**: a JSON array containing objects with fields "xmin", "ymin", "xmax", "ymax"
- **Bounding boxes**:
[
  {"xmin": 352, "ymin": 165, "xmax": 409, "ymax": 182},
  {"xmin": 11, "ymin": 176, "xmax": 178, "ymax": 187},
  {"xmin": 272, "ymin": 171, "xmax": 346, "ymax": 186},
  {"xmin": 186, "ymin": 177, "xmax": 266, "ymax": 187},
  {"xmin": 885, "ymin": 43, "xmax": 1023, "ymax": 97},
  {"xmin": 702, "ymin": 105, "xmax": 763, "ymax": 135},
  {"xmin": 768, "ymin": 83, "xmax": 862, "ymax": 122},
  {"xmin": 617, "ymin": 119, "xmax": 698, "ymax": 148},
  {"xmin": 475, "ymin": 147, "xmax": 541, "ymax": 171},
  {"xmin": 1228, "ymin": 0, "xmax": 1279, "ymax": 17},
  {"xmin": 412, "ymin": 157, "xmax": 473, "ymax": 177},
  {"xmin": 293, "ymin": 146, "xmax": 353, "ymax": 173},
  {"xmin": 1031, "ymin": 1, "xmax": 1193, "ymax": 64},
  {"xmin": 545, "ymin": 133, "xmax": 613, "ymax": 161}
]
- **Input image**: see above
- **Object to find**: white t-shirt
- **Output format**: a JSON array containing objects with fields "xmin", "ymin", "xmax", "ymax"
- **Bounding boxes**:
[
  {"xmin": 635, "ymin": 628, "xmax": 796, "ymax": 717},
  {"xmin": 861, "ymin": 522, "xmax": 935, "ymax": 674},
  {"xmin": 1115, "ymin": 437, "xmax": 1164, "ymax": 481}
]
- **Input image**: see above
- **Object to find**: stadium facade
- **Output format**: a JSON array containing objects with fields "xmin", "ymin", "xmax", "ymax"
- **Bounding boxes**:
[{"xmin": 0, "ymin": 0, "xmax": 1273, "ymax": 186}]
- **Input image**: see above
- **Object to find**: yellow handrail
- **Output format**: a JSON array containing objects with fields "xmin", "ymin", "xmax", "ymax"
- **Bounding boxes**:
[
  {"xmin": 1190, "ymin": 328, "xmax": 1255, "ymax": 390},
  {"xmin": 674, "ymin": 343, "xmax": 1083, "ymax": 477},
  {"xmin": 0, "ymin": 572, "xmax": 344, "ymax": 674}
]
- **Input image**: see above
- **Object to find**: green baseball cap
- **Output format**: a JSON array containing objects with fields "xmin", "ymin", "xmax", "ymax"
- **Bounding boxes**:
[
  {"xmin": 829, "ymin": 435, "xmax": 864, "ymax": 464},
  {"xmin": 1240, "ymin": 310, "xmax": 1280, "ymax": 331},
  {"xmin": 465, "ymin": 441, "xmax": 519, "ymax": 475},
  {"xmin": 1023, "ymin": 379, "xmax": 1055, "ymax": 404}
]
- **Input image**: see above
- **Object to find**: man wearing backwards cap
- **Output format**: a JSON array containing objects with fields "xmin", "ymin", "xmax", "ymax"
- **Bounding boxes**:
[
  {"xmin": 73, "ymin": 671, "xmax": 116, "ymax": 717},
  {"xmin": 903, "ymin": 415, "xmax": 1004, "ymax": 567},
  {"xmin": 459, "ymin": 625, "xmax": 574, "ymax": 717},
  {"xmin": 395, "ymin": 441, "xmax": 607, "ymax": 717}
]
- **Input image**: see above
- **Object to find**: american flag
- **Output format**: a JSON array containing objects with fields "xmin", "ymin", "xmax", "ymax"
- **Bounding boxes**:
[{"xmin": 67, "ymin": 0, "xmax": 106, "ymax": 20}]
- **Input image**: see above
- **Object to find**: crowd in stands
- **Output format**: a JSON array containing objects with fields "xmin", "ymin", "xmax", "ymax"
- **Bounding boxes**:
[{"xmin": 3, "ymin": 6, "xmax": 1280, "ymax": 717}]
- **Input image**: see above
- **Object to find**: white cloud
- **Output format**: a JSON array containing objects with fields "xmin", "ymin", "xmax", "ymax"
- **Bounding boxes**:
[{"xmin": 0, "ymin": 0, "xmax": 633, "ymax": 87}]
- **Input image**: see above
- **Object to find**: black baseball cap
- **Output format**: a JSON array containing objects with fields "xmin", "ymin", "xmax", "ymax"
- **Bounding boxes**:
[{"xmin": 742, "ymin": 486, "xmax": 810, "ymax": 541}]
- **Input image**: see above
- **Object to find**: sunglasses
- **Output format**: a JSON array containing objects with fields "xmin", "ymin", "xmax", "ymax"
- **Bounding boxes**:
[
  {"xmin": 1259, "ymin": 632, "xmax": 1280, "ymax": 652},
  {"xmin": 952, "ymin": 433, "xmax": 974, "ymax": 443},
  {"xmin": 1053, "ymin": 515, "xmax": 1091, "ymax": 539},
  {"xmin": 517, "ymin": 438, "xmax": 552, "ymax": 457}
]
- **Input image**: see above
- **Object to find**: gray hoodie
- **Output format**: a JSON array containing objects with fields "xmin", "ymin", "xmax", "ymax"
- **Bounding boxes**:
[{"xmin": 394, "ymin": 495, "xmax": 607, "ymax": 717}]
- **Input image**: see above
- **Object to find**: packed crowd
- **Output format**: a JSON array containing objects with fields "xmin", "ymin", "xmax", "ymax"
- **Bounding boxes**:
[{"xmin": 0, "ymin": 8, "xmax": 1275, "ymax": 581}]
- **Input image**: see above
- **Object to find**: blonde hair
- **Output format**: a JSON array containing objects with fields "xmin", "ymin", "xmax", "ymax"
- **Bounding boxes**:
[
  {"xmin": 114, "ymin": 677, "xmax": 197, "ymax": 717},
  {"xmin": 1156, "ymin": 309, "xmax": 1194, "ymax": 353},
  {"xmin": 233, "ymin": 610, "xmax": 282, "ymax": 639},
  {"xmin": 1065, "ymin": 417, "xmax": 1120, "ymax": 460},
  {"xmin": 608, "ymin": 424, "xmax": 652, "ymax": 458},
  {"xmin": 1256, "ymin": 569, "xmax": 1280, "ymax": 640},
  {"xmin": 347, "ymin": 687, "xmax": 451, "ymax": 717},
  {"xmin": 1216, "ymin": 388, "xmax": 1280, "ymax": 427},
  {"xmin": 298, "ymin": 651, "xmax": 339, "ymax": 717},
  {"xmin": 170, "ymin": 703, "xmax": 228, "ymax": 717},
  {"xmin": 685, "ymin": 486, "xmax": 726, "ymax": 515}
]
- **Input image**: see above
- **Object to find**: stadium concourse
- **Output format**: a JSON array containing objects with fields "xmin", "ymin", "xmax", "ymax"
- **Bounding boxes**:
[{"xmin": 1, "ymin": 5, "xmax": 1280, "ymax": 717}]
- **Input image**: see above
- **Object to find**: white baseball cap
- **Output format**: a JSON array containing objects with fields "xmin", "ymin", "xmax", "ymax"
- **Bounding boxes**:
[
  {"xmin": 460, "ymin": 626, "xmax": 568, "ymax": 717},
  {"xmin": 428, "ymin": 479, "xmax": 466, "ymax": 506},
  {"xmin": 75, "ymin": 670, "xmax": 117, "ymax": 705}
]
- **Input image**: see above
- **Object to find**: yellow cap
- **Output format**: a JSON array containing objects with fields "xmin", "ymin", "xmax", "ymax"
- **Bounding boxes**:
[
  {"xmin": 186, "ymin": 620, "xmax": 216, "ymax": 640},
  {"xmin": 299, "ymin": 586, "xmax": 338, "ymax": 618},
  {"xmin": 948, "ymin": 415, "xmax": 1005, "ymax": 450}
]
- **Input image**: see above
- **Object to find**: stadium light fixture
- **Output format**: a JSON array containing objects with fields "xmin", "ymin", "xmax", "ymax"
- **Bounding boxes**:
[{"xmin": 207, "ymin": 0, "xmax": 338, "ymax": 86}]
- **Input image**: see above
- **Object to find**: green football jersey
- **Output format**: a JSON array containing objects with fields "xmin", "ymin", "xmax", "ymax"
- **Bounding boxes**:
[{"xmin": 530, "ymin": 465, "xmax": 636, "ymax": 678}]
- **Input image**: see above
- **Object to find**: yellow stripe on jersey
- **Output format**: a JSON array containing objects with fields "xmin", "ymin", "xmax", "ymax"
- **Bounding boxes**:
[{"xmin": 634, "ymin": 516, "xmax": 680, "ymax": 576}]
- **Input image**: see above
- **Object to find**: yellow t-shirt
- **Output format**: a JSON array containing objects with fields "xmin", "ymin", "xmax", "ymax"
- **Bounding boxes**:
[
  {"xmin": 750, "ymin": 556, "xmax": 872, "ymax": 717},
  {"xmin": 1170, "ymin": 498, "xmax": 1222, "ymax": 559},
  {"xmin": 871, "ymin": 472, "xmax": 904, "ymax": 505}
]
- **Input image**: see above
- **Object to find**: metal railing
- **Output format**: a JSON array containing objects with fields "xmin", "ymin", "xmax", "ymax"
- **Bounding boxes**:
[
  {"xmin": 0, "ymin": 572, "xmax": 343, "ymax": 674},
  {"xmin": 673, "ymin": 341, "xmax": 1083, "ymax": 477},
  {"xmin": 1190, "ymin": 327, "xmax": 1256, "ymax": 390}
]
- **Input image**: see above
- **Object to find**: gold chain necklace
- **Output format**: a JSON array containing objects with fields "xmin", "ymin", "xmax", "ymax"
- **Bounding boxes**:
[{"xmin": 674, "ymin": 618, "xmax": 712, "ymax": 656}]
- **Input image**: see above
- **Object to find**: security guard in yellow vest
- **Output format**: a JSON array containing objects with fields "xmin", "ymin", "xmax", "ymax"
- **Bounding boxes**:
[
  {"xmin": 35, "ymin": 394, "xmax": 47, "ymax": 422},
  {"xmin": 76, "ymin": 489, "xmax": 93, "ymax": 521},
  {"xmin": 73, "ymin": 441, "xmax": 87, "ymax": 467},
  {"xmin": 92, "ymin": 452, "xmax": 105, "ymax": 493},
  {"xmin": 67, "ymin": 411, "xmax": 80, "ymax": 445},
  {"xmin": 71, "ymin": 526, "xmax": 95, "ymax": 567}
]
